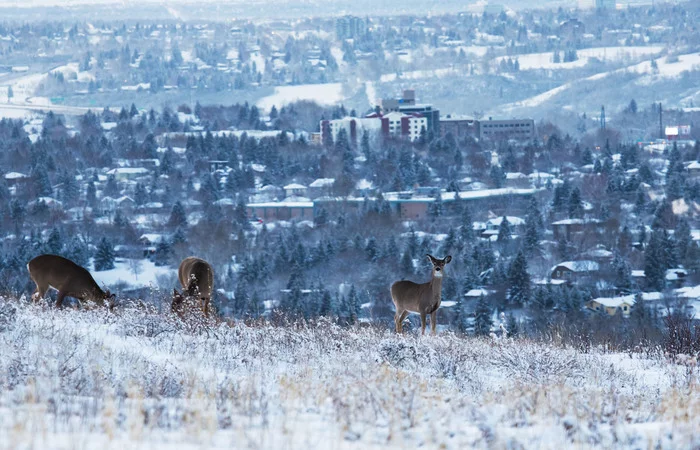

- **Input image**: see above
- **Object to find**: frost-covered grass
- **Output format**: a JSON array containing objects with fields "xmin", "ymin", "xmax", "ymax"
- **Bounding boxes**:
[{"xmin": 0, "ymin": 297, "xmax": 698, "ymax": 449}]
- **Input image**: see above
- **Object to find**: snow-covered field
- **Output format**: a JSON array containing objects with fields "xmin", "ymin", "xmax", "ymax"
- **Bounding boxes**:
[
  {"xmin": 0, "ymin": 297, "xmax": 698, "ymax": 449},
  {"xmin": 495, "ymin": 46, "xmax": 666, "ymax": 71},
  {"xmin": 256, "ymin": 83, "xmax": 345, "ymax": 112}
]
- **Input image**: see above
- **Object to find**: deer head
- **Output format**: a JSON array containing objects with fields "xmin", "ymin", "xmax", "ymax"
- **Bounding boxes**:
[
  {"xmin": 172, "ymin": 288, "xmax": 185, "ymax": 314},
  {"xmin": 426, "ymin": 254, "xmax": 452, "ymax": 278}
]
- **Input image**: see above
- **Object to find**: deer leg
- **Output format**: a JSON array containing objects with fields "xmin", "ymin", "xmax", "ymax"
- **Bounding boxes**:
[
  {"xmin": 55, "ymin": 291, "xmax": 67, "ymax": 309},
  {"xmin": 430, "ymin": 311, "xmax": 437, "ymax": 335},
  {"xmin": 395, "ymin": 310, "xmax": 408, "ymax": 333},
  {"xmin": 203, "ymin": 298, "xmax": 210, "ymax": 317},
  {"xmin": 420, "ymin": 312, "xmax": 427, "ymax": 336},
  {"xmin": 32, "ymin": 283, "xmax": 48, "ymax": 302}
]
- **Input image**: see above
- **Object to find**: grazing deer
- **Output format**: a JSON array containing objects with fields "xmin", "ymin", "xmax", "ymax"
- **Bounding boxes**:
[
  {"xmin": 173, "ymin": 257, "xmax": 214, "ymax": 317},
  {"xmin": 391, "ymin": 254, "xmax": 452, "ymax": 335},
  {"xmin": 27, "ymin": 254, "xmax": 115, "ymax": 309}
]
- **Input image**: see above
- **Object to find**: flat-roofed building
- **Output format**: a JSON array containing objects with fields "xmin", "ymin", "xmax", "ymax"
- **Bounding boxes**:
[{"xmin": 479, "ymin": 118, "xmax": 535, "ymax": 141}]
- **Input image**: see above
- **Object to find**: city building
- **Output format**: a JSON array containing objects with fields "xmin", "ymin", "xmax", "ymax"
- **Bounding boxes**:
[
  {"xmin": 595, "ymin": 0, "xmax": 615, "ymax": 9},
  {"xmin": 378, "ymin": 111, "xmax": 427, "ymax": 142},
  {"xmin": 321, "ymin": 111, "xmax": 427, "ymax": 144},
  {"xmin": 335, "ymin": 16, "xmax": 367, "ymax": 40},
  {"xmin": 320, "ymin": 116, "xmax": 384, "ymax": 145},
  {"xmin": 381, "ymin": 90, "xmax": 440, "ymax": 135},
  {"xmin": 479, "ymin": 118, "xmax": 535, "ymax": 141},
  {"xmin": 440, "ymin": 115, "xmax": 479, "ymax": 139}
]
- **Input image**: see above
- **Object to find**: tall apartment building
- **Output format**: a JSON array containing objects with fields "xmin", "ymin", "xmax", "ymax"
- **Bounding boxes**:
[
  {"xmin": 380, "ymin": 90, "xmax": 439, "ymax": 135},
  {"xmin": 336, "ymin": 16, "xmax": 368, "ymax": 40}
]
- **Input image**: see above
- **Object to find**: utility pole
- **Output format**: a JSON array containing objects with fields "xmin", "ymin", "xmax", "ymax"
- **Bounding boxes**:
[
  {"xmin": 658, "ymin": 102, "xmax": 663, "ymax": 139},
  {"xmin": 600, "ymin": 105, "xmax": 605, "ymax": 130}
]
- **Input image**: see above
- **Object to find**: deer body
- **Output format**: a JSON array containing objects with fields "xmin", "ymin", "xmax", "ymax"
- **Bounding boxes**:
[
  {"xmin": 27, "ymin": 254, "xmax": 113, "ymax": 308},
  {"xmin": 391, "ymin": 254, "xmax": 451, "ymax": 335},
  {"xmin": 173, "ymin": 256, "xmax": 214, "ymax": 317}
]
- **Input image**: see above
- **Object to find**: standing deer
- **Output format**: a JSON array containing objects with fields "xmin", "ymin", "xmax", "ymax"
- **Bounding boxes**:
[
  {"xmin": 172, "ymin": 256, "xmax": 214, "ymax": 317},
  {"xmin": 391, "ymin": 254, "xmax": 452, "ymax": 335},
  {"xmin": 27, "ymin": 254, "xmax": 115, "ymax": 309}
]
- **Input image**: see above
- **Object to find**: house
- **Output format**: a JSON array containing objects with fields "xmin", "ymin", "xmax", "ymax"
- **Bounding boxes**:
[
  {"xmin": 308, "ymin": 178, "xmax": 335, "ymax": 198},
  {"xmin": 284, "ymin": 183, "xmax": 307, "ymax": 198},
  {"xmin": 551, "ymin": 218, "xmax": 604, "ymax": 241},
  {"xmin": 666, "ymin": 268, "xmax": 687, "ymax": 288},
  {"xmin": 551, "ymin": 260, "xmax": 600, "ymax": 282},
  {"xmin": 106, "ymin": 167, "xmax": 150, "ymax": 181},
  {"xmin": 504, "ymin": 172, "xmax": 530, "ymax": 188},
  {"xmin": 247, "ymin": 198, "xmax": 314, "ymax": 222},
  {"xmin": 587, "ymin": 292, "xmax": 663, "ymax": 317},
  {"xmin": 482, "ymin": 216, "xmax": 525, "ymax": 239}
]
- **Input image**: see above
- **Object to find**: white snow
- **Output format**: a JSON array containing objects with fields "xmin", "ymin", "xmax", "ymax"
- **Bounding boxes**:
[
  {"xmin": 0, "ymin": 302, "xmax": 697, "ymax": 449},
  {"xmin": 257, "ymin": 83, "xmax": 344, "ymax": 112},
  {"xmin": 91, "ymin": 258, "xmax": 176, "ymax": 289},
  {"xmin": 496, "ymin": 45, "xmax": 665, "ymax": 71}
]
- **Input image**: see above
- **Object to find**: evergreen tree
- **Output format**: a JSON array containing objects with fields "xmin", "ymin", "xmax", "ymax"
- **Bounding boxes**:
[
  {"xmin": 168, "ymin": 201, "xmax": 188, "ymax": 228},
  {"xmin": 674, "ymin": 218, "xmax": 692, "ymax": 266},
  {"xmin": 644, "ymin": 230, "xmax": 667, "ymax": 291},
  {"xmin": 86, "ymin": 180, "xmax": 97, "ymax": 207},
  {"xmin": 612, "ymin": 251, "xmax": 632, "ymax": 292},
  {"xmin": 134, "ymin": 182, "xmax": 148, "ymax": 206},
  {"xmin": 567, "ymin": 187, "xmax": 584, "ymax": 218},
  {"xmin": 46, "ymin": 227, "xmax": 62, "ymax": 255},
  {"xmin": 453, "ymin": 295, "xmax": 469, "ymax": 333},
  {"xmin": 497, "ymin": 216, "xmax": 511, "ymax": 243},
  {"xmin": 474, "ymin": 296, "xmax": 493, "ymax": 336},
  {"xmin": 233, "ymin": 279, "xmax": 249, "ymax": 317},
  {"xmin": 65, "ymin": 236, "xmax": 89, "ymax": 267},
  {"xmin": 154, "ymin": 239, "xmax": 172, "ymax": 267},
  {"xmin": 94, "ymin": 237, "xmax": 115, "ymax": 271},
  {"xmin": 508, "ymin": 250, "xmax": 530, "ymax": 305},
  {"xmin": 319, "ymin": 288, "xmax": 334, "ymax": 317}
]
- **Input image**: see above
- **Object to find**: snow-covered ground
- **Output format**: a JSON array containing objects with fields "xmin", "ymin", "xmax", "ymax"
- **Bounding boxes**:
[
  {"xmin": 0, "ymin": 298, "xmax": 697, "ymax": 449},
  {"xmin": 501, "ymin": 52, "xmax": 700, "ymax": 112},
  {"xmin": 256, "ymin": 83, "xmax": 345, "ymax": 112},
  {"xmin": 90, "ymin": 258, "xmax": 176, "ymax": 290},
  {"xmin": 495, "ymin": 45, "xmax": 666, "ymax": 71}
]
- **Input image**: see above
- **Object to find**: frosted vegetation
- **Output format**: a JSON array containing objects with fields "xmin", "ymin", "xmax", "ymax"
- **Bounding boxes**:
[{"xmin": 0, "ymin": 297, "xmax": 697, "ymax": 449}]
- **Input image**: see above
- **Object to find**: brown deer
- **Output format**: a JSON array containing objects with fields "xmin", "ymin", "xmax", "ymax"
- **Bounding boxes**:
[
  {"xmin": 27, "ymin": 254, "xmax": 115, "ymax": 309},
  {"xmin": 390, "ymin": 254, "xmax": 452, "ymax": 335},
  {"xmin": 172, "ymin": 257, "xmax": 214, "ymax": 317}
]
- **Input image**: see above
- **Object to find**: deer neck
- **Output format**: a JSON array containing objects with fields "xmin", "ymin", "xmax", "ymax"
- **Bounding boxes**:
[{"xmin": 429, "ymin": 273, "xmax": 443, "ymax": 301}]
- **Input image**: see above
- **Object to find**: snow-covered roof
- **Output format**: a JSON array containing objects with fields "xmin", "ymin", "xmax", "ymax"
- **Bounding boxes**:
[
  {"xmin": 631, "ymin": 270, "xmax": 645, "ymax": 278},
  {"xmin": 4, "ymin": 172, "xmax": 28, "ymax": 180},
  {"xmin": 106, "ymin": 167, "xmax": 150, "ymax": 175},
  {"xmin": 675, "ymin": 285, "xmax": 700, "ymax": 299},
  {"xmin": 666, "ymin": 268, "xmax": 687, "ymax": 281},
  {"xmin": 116, "ymin": 196, "xmax": 134, "ymax": 204},
  {"xmin": 552, "ymin": 260, "xmax": 600, "ymax": 273},
  {"xmin": 139, "ymin": 234, "xmax": 164, "ymax": 243},
  {"xmin": 309, "ymin": 178, "xmax": 335, "ymax": 188},
  {"xmin": 551, "ymin": 218, "xmax": 602, "ymax": 225},
  {"xmin": 465, "ymin": 288, "xmax": 495, "ymax": 297},
  {"xmin": 505, "ymin": 172, "xmax": 527, "ymax": 180},
  {"xmin": 284, "ymin": 183, "xmax": 307, "ymax": 190},
  {"xmin": 592, "ymin": 292, "xmax": 663, "ymax": 308},
  {"xmin": 487, "ymin": 216, "xmax": 525, "ymax": 226}
]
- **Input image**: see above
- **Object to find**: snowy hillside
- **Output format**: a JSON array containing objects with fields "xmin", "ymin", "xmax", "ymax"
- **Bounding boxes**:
[{"xmin": 0, "ymin": 297, "xmax": 698, "ymax": 449}]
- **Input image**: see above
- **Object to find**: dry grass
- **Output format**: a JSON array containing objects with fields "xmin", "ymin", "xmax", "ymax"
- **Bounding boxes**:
[{"xmin": 0, "ymin": 296, "xmax": 698, "ymax": 449}]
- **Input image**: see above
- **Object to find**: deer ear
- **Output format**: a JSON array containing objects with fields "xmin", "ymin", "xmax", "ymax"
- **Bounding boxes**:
[
  {"xmin": 444, "ymin": 255, "xmax": 452, "ymax": 264},
  {"xmin": 426, "ymin": 254, "xmax": 434, "ymax": 262}
]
